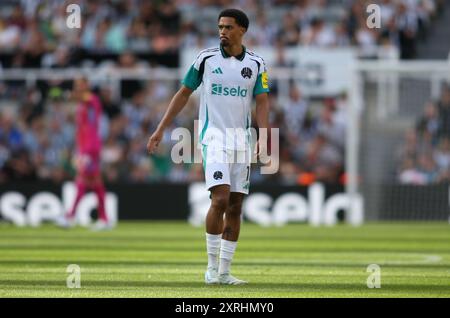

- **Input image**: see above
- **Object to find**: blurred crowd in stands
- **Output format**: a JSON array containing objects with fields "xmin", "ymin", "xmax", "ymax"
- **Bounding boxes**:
[
  {"xmin": 0, "ymin": 0, "xmax": 446, "ymax": 67},
  {"xmin": 0, "ymin": 0, "xmax": 447, "ymax": 185},
  {"xmin": 397, "ymin": 84, "xmax": 450, "ymax": 185},
  {"xmin": 0, "ymin": 73, "xmax": 348, "ymax": 185}
]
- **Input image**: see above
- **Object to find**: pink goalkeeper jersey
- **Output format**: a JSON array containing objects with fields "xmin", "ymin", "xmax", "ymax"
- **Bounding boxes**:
[{"xmin": 76, "ymin": 94, "xmax": 102, "ymax": 154}]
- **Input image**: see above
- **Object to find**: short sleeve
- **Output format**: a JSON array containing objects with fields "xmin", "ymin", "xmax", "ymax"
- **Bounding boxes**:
[
  {"xmin": 182, "ymin": 64, "xmax": 202, "ymax": 90},
  {"xmin": 181, "ymin": 49, "xmax": 217, "ymax": 91},
  {"xmin": 253, "ymin": 60, "xmax": 270, "ymax": 96}
]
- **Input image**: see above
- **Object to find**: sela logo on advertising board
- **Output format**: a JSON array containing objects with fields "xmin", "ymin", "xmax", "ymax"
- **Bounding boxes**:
[
  {"xmin": 211, "ymin": 83, "xmax": 248, "ymax": 97},
  {"xmin": 188, "ymin": 183, "xmax": 364, "ymax": 226},
  {"xmin": 0, "ymin": 182, "xmax": 118, "ymax": 227}
]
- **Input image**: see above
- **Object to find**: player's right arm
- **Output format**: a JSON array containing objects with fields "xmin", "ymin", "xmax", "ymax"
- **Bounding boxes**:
[
  {"xmin": 147, "ymin": 85, "xmax": 193, "ymax": 154},
  {"xmin": 147, "ymin": 50, "xmax": 208, "ymax": 154}
]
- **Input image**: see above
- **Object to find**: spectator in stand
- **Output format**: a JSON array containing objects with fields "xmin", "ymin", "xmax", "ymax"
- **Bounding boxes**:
[
  {"xmin": 437, "ymin": 85, "xmax": 450, "ymax": 138},
  {"xmin": 434, "ymin": 137, "xmax": 450, "ymax": 182},
  {"xmin": 123, "ymin": 89, "xmax": 151, "ymax": 139},
  {"xmin": 302, "ymin": 17, "xmax": 336, "ymax": 47},
  {"xmin": 306, "ymin": 99, "xmax": 346, "ymax": 183},
  {"xmin": 416, "ymin": 101, "xmax": 440, "ymax": 144},
  {"xmin": 114, "ymin": 51, "xmax": 146, "ymax": 99},
  {"xmin": 397, "ymin": 129, "xmax": 418, "ymax": 165},
  {"xmin": 127, "ymin": 17, "xmax": 151, "ymax": 52},
  {"xmin": 0, "ymin": 110, "xmax": 24, "ymax": 152},
  {"xmin": 246, "ymin": 12, "xmax": 276, "ymax": 47},
  {"xmin": 1, "ymin": 148, "xmax": 37, "ymax": 182},
  {"xmin": 396, "ymin": 2, "xmax": 419, "ymax": 59},
  {"xmin": 397, "ymin": 83, "xmax": 450, "ymax": 184},
  {"xmin": 284, "ymin": 84, "xmax": 309, "ymax": 138},
  {"xmin": 277, "ymin": 12, "xmax": 301, "ymax": 47},
  {"xmin": 0, "ymin": 16, "xmax": 21, "ymax": 50},
  {"xmin": 99, "ymin": 86, "xmax": 122, "ymax": 120}
]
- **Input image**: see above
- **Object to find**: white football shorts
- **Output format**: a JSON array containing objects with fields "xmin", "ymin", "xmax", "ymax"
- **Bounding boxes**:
[{"xmin": 201, "ymin": 145, "xmax": 251, "ymax": 194}]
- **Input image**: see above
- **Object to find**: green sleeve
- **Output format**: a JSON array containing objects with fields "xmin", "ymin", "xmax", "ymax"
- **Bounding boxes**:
[
  {"xmin": 181, "ymin": 65, "xmax": 202, "ymax": 90},
  {"xmin": 253, "ymin": 71, "xmax": 270, "ymax": 96}
]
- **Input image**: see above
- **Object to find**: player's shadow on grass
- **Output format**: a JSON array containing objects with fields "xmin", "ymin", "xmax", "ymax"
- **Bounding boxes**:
[
  {"xmin": 2, "ymin": 244, "xmax": 450, "ymax": 254},
  {"xmin": 5, "ymin": 234, "xmax": 449, "ymax": 244},
  {"xmin": 1, "ymin": 280, "xmax": 450, "ymax": 293},
  {"xmin": 1, "ymin": 260, "xmax": 449, "ymax": 269}
]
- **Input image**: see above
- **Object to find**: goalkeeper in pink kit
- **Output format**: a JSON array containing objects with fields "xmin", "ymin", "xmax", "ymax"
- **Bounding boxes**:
[{"xmin": 57, "ymin": 77, "xmax": 112, "ymax": 230}]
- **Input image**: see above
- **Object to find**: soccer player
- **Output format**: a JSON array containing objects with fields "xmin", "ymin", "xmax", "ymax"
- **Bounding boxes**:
[
  {"xmin": 147, "ymin": 9, "xmax": 270, "ymax": 285},
  {"xmin": 57, "ymin": 77, "xmax": 112, "ymax": 231}
]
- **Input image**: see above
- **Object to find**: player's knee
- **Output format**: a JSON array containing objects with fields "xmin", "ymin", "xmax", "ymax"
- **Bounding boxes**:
[
  {"xmin": 211, "ymin": 195, "xmax": 229, "ymax": 212},
  {"xmin": 227, "ymin": 202, "xmax": 243, "ymax": 217}
]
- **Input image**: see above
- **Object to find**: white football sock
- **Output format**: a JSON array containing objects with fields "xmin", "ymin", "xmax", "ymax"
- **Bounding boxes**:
[
  {"xmin": 206, "ymin": 233, "xmax": 221, "ymax": 270},
  {"xmin": 219, "ymin": 239, "xmax": 237, "ymax": 275}
]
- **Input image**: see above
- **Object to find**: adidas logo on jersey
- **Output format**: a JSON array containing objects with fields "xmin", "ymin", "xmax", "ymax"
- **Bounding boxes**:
[
  {"xmin": 212, "ymin": 67, "xmax": 223, "ymax": 74},
  {"xmin": 211, "ymin": 83, "xmax": 248, "ymax": 97}
]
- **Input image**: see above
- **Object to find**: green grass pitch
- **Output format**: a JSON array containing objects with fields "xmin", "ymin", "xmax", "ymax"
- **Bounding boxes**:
[{"xmin": 0, "ymin": 221, "xmax": 449, "ymax": 297}]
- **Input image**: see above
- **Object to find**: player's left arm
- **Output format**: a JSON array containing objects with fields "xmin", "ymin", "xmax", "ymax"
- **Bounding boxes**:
[
  {"xmin": 253, "ymin": 63, "xmax": 270, "ymax": 156},
  {"xmin": 255, "ymin": 93, "xmax": 269, "ymax": 130},
  {"xmin": 255, "ymin": 93, "xmax": 270, "ymax": 156}
]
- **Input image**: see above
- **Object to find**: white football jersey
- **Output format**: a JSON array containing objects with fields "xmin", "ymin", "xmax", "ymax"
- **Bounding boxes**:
[{"xmin": 182, "ymin": 45, "xmax": 269, "ymax": 150}]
